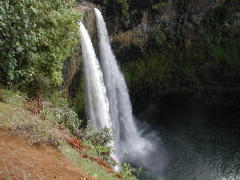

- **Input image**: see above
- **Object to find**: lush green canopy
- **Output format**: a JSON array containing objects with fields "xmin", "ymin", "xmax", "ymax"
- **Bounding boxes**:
[{"xmin": 0, "ymin": 0, "xmax": 80, "ymax": 89}]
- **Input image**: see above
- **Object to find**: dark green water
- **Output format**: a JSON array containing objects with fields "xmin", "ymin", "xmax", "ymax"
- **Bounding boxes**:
[{"xmin": 137, "ymin": 94, "xmax": 240, "ymax": 180}]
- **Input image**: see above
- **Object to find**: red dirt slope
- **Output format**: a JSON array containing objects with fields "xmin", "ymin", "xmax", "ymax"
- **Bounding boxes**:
[{"xmin": 0, "ymin": 129, "xmax": 97, "ymax": 180}]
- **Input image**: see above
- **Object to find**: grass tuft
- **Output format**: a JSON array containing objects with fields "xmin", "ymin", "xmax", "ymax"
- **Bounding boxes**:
[
  {"xmin": 0, "ymin": 102, "xmax": 60, "ymax": 146},
  {"xmin": 0, "ymin": 88, "xmax": 60, "ymax": 146},
  {"xmin": 59, "ymin": 143, "xmax": 117, "ymax": 180},
  {"xmin": 0, "ymin": 88, "xmax": 26, "ymax": 106}
]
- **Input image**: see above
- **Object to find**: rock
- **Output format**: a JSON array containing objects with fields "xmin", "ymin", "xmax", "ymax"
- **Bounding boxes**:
[
  {"xmin": 62, "ymin": 1, "xmax": 97, "ymax": 95},
  {"xmin": 74, "ymin": 1, "xmax": 97, "ymax": 37}
]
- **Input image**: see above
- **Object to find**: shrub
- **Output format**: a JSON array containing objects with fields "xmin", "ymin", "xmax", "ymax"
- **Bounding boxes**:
[
  {"xmin": 40, "ymin": 92, "xmax": 82, "ymax": 133},
  {"xmin": 119, "ymin": 163, "xmax": 142, "ymax": 180},
  {"xmin": 0, "ymin": 0, "xmax": 81, "ymax": 89},
  {"xmin": 82, "ymin": 124, "xmax": 113, "ymax": 147},
  {"xmin": 75, "ymin": 122, "xmax": 114, "ymax": 163}
]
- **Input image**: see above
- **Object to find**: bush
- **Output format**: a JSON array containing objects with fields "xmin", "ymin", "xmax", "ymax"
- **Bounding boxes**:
[
  {"xmin": 82, "ymin": 124, "xmax": 113, "ymax": 147},
  {"xmin": 0, "ymin": 0, "xmax": 81, "ymax": 89},
  {"xmin": 119, "ymin": 163, "xmax": 142, "ymax": 180},
  {"xmin": 75, "ymin": 122, "xmax": 114, "ymax": 163},
  {"xmin": 40, "ymin": 92, "xmax": 82, "ymax": 133}
]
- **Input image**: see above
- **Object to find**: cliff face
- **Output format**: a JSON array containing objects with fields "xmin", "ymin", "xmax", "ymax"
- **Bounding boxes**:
[
  {"xmin": 61, "ymin": 0, "xmax": 240, "ymax": 114},
  {"xmin": 103, "ymin": 0, "xmax": 240, "ymax": 110},
  {"xmin": 110, "ymin": 0, "xmax": 238, "ymax": 58},
  {"xmin": 61, "ymin": 1, "xmax": 98, "ymax": 117},
  {"xmin": 62, "ymin": 1, "xmax": 97, "ymax": 95},
  {"xmin": 62, "ymin": 0, "xmax": 234, "ymax": 90},
  {"xmin": 156, "ymin": 0, "xmax": 227, "ymax": 27}
]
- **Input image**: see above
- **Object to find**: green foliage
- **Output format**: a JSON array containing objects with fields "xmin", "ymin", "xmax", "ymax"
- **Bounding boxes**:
[
  {"xmin": 5, "ymin": 176, "xmax": 12, "ymax": 180},
  {"xmin": 0, "ymin": 100, "xmax": 60, "ymax": 146},
  {"xmin": 119, "ymin": 163, "xmax": 142, "ymax": 180},
  {"xmin": 81, "ymin": 123, "xmax": 113, "ymax": 147},
  {"xmin": 41, "ymin": 92, "xmax": 82, "ymax": 132},
  {"xmin": 148, "ymin": 29, "xmax": 166, "ymax": 49},
  {"xmin": 0, "ymin": 0, "xmax": 81, "ymax": 89},
  {"xmin": 122, "ymin": 4, "xmax": 240, "ymax": 105},
  {"xmin": 76, "ymin": 122, "xmax": 114, "ymax": 164},
  {"xmin": 0, "ymin": 88, "xmax": 26, "ymax": 106},
  {"xmin": 117, "ymin": 0, "xmax": 129, "ymax": 20},
  {"xmin": 73, "ymin": 122, "xmax": 141, "ymax": 179},
  {"xmin": 71, "ymin": 75, "xmax": 86, "ymax": 118},
  {"xmin": 0, "ymin": 88, "xmax": 83, "ymax": 145},
  {"xmin": 41, "ymin": 105, "xmax": 81, "ymax": 132},
  {"xmin": 152, "ymin": 2, "xmax": 167, "ymax": 11},
  {"xmin": 73, "ymin": 87, "xmax": 85, "ymax": 117},
  {"xmin": 197, "ymin": 6, "xmax": 240, "ymax": 64},
  {"xmin": 59, "ymin": 143, "xmax": 117, "ymax": 180},
  {"xmin": 122, "ymin": 45, "xmax": 197, "ymax": 102}
]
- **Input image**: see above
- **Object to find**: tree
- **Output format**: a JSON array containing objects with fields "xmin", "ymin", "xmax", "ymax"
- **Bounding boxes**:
[{"xmin": 0, "ymin": 0, "xmax": 80, "ymax": 89}]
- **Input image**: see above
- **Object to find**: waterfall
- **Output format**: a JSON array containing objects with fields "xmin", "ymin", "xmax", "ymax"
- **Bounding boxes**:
[
  {"xmin": 79, "ymin": 22, "xmax": 122, "ymax": 165},
  {"xmin": 94, "ymin": 9, "xmax": 151, "ymax": 161},
  {"xmin": 79, "ymin": 13, "xmax": 167, "ymax": 178},
  {"xmin": 78, "ymin": 22, "xmax": 111, "ymax": 130}
]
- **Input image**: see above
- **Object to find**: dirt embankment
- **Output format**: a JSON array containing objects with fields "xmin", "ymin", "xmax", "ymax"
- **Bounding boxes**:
[{"xmin": 0, "ymin": 128, "xmax": 96, "ymax": 180}]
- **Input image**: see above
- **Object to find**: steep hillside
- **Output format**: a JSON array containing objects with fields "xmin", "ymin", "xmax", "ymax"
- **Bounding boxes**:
[
  {"xmin": 0, "ymin": 89, "xmax": 135, "ymax": 180},
  {"xmin": 0, "ymin": 128, "xmax": 94, "ymax": 180}
]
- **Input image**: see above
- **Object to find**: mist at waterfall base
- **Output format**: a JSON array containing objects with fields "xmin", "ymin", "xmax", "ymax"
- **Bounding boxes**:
[{"xmin": 137, "ymin": 95, "xmax": 240, "ymax": 180}]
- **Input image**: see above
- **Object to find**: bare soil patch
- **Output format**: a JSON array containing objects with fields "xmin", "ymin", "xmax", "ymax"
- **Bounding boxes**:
[{"xmin": 0, "ymin": 128, "xmax": 96, "ymax": 180}]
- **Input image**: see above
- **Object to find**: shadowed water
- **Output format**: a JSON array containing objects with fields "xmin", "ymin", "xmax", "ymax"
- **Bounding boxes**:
[{"xmin": 137, "ymin": 95, "xmax": 240, "ymax": 180}]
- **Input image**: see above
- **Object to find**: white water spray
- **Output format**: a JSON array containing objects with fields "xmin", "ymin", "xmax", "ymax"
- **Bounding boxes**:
[
  {"xmin": 79, "ymin": 22, "xmax": 121, "ymax": 165},
  {"xmin": 78, "ymin": 22, "xmax": 111, "ymax": 130},
  {"xmin": 94, "ymin": 8, "xmax": 151, "ymax": 161}
]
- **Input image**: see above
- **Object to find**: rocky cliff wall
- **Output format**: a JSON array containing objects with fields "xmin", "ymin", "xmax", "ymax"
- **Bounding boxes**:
[
  {"xmin": 61, "ymin": 0, "xmax": 240, "ymax": 113},
  {"xmin": 62, "ymin": 1, "xmax": 97, "ymax": 96},
  {"xmin": 110, "ymin": 0, "xmax": 237, "ymax": 59},
  {"xmin": 105, "ymin": 0, "xmax": 240, "ymax": 110}
]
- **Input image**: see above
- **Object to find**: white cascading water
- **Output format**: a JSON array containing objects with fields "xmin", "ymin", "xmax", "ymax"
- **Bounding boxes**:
[
  {"xmin": 78, "ymin": 22, "xmax": 112, "ymax": 130},
  {"xmin": 79, "ymin": 22, "xmax": 121, "ymax": 164},
  {"xmin": 79, "ymin": 13, "xmax": 167, "ymax": 179},
  {"xmin": 94, "ymin": 8, "xmax": 151, "ymax": 161}
]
